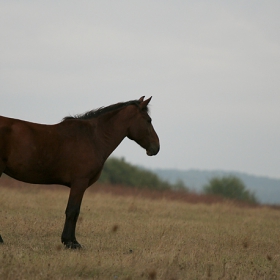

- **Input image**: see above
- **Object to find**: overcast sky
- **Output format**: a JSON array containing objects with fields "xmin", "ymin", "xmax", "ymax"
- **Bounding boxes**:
[{"xmin": 1, "ymin": 1, "xmax": 280, "ymax": 178}]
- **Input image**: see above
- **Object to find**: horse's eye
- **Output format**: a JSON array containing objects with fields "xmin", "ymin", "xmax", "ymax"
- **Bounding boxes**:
[{"xmin": 148, "ymin": 118, "xmax": 152, "ymax": 124}]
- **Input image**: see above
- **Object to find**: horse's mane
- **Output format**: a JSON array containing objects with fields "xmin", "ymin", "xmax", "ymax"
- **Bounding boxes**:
[{"xmin": 62, "ymin": 99, "xmax": 147, "ymax": 121}]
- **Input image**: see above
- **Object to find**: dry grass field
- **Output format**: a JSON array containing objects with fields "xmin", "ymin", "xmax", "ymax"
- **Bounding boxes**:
[{"xmin": 1, "ymin": 179, "xmax": 280, "ymax": 279}]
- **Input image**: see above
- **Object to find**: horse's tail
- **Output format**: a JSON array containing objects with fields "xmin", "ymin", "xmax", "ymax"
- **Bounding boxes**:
[{"xmin": 0, "ymin": 234, "xmax": 3, "ymax": 243}]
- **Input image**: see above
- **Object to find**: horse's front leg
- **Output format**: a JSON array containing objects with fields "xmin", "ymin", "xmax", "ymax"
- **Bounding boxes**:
[{"xmin": 61, "ymin": 181, "xmax": 87, "ymax": 249}]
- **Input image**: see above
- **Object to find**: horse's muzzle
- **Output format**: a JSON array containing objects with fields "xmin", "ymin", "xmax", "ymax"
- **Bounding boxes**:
[{"xmin": 146, "ymin": 144, "xmax": 160, "ymax": 156}]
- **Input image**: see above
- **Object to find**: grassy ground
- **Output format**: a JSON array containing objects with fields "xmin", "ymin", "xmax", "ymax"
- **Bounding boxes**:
[{"xmin": 1, "ymin": 182, "xmax": 280, "ymax": 279}]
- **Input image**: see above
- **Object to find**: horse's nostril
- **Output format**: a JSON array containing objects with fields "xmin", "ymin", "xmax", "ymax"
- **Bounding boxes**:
[{"xmin": 146, "ymin": 144, "xmax": 160, "ymax": 156}]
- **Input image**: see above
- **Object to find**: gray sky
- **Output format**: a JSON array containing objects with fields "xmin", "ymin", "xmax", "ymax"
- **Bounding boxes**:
[{"xmin": 1, "ymin": 1, "xmax": 280, "ymax": 178}]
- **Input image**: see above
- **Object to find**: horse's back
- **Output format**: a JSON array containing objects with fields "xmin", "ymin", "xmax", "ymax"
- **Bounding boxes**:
[
  {"xmin": 0, "ymin": 115, "xmax": 51, "ymax": 150},
  {"xmin": 0, "ymin": 115, "xmax": 14, "ymax": 134}
]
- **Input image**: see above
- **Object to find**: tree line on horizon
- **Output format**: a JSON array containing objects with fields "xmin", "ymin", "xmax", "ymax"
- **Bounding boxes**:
[
  {"xmin": 99, "ymin": 157, "xmax": 258, "ymax": 204},
  {"xmin": 99, "ymin": 157, "xmax": 186, "ymax": 191}
]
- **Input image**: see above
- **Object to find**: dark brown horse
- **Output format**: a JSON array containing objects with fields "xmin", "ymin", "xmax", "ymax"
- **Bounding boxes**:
[{"xmin": 0, "ymin": 96, "xmax": 159, "ymax": 248}]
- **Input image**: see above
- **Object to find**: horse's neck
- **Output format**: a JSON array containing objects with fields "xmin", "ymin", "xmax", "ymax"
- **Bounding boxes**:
[{"xmin": 96, "ymin": 108, "xmax": 134, "ymax": 160}]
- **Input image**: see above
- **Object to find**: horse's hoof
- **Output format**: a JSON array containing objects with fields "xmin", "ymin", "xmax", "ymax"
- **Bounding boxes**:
[{"xmin": 64, "ymin": 241, "xmax": 82, "ymax": 249}]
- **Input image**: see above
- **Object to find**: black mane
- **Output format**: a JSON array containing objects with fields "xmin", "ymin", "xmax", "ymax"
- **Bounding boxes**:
[{"xmin": 62, "ymin": 99, "xmax": 144, "ymax": 121}]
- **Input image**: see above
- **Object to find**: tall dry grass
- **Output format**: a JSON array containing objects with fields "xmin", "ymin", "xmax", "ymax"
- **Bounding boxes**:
[{"xmin": 1, "ymin": 183, "xmax": 280, "ymax": 279}]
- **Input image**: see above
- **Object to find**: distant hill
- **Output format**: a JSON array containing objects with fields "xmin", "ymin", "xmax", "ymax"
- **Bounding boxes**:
[{"xmin": 153, "ymin": 169, "xmax": 280, "ymax": 205}]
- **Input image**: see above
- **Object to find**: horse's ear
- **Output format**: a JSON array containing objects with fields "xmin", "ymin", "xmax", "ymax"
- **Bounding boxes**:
[
  {"xmin": 140, "ymin": 96, "xmax": 152, "ymax": 109},
  {"xmin": 139, "ymin": 96, "xmax": 145, "ymax": 102}
]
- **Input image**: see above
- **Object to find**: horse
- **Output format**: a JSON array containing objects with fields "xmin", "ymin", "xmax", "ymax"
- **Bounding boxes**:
[{"xmin": 0, "ymin": 96, "xmax": 160, "ymax": 248}]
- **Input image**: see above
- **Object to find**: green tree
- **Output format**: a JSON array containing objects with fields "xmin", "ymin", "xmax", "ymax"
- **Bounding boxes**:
[
  {"xmin": 203, "ymin": 175, "xmax": 258, "ymax": 204},
  {"xmin": 99, "ymin": 157, "xmax": 188, "ymax": 191}
]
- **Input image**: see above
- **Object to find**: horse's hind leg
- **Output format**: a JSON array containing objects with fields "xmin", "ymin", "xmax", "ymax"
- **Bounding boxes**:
[{"xmin": 0, "ymin": 158, "xmax": 7, "ymax": 243}]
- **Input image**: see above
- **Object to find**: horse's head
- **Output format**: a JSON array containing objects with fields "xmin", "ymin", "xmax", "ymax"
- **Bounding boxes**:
[{"xmin": 127, "ymin": 96, "xmax": 160, "ymax": 156}]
